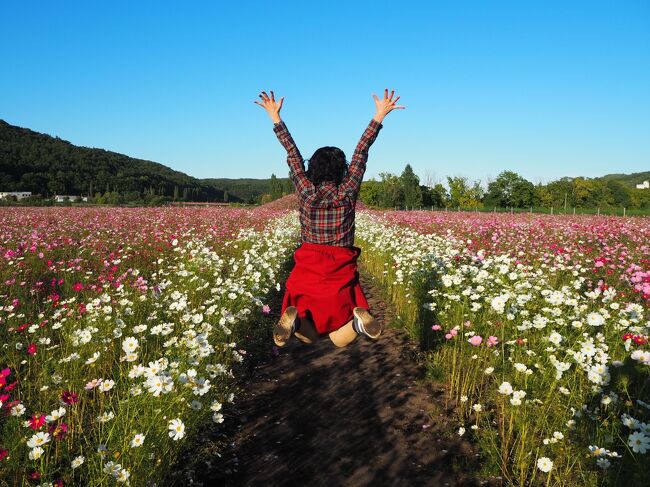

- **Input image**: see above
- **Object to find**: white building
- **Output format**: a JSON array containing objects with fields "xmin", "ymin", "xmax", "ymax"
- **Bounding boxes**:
[
  {"xmin": 635, "ymin": 180, "xmax": 649, "ymax": 190},
  {"xmin": 0, "ymin": 191, "xmax": 32, "ymax": 200},
  {"xmin": 54, "ymin": 195, "xmax": 87, "ymax": 202}
]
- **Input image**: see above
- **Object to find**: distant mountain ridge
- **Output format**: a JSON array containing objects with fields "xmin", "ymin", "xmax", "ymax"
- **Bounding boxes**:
[
  {"xmin": 600, "ymin": 171, "xmax": 650, "ymax": 188},
  {"xmin": 0, "ymin": 119, "xmax": 229, "ymax": 201}
]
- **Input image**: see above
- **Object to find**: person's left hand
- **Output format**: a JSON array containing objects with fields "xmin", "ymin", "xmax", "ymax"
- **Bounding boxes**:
[
  {"xmin": 254, "ymin": 90, "xmax": 284, "ymax": 124},
  {"xmin": 372, "ymin": 89, "xmax": 405, "ymax": 123}
]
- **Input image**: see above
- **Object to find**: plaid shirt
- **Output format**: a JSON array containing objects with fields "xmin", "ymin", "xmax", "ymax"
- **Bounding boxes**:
[{"xmin": 273, "ymin": 119, "xmax": 383, "ymax": 247}]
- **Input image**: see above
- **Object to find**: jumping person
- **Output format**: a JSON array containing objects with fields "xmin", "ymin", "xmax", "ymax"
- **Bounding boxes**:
[{"xmin": 254, "ymin": 89, "xmax": 405, "ymax": 347}]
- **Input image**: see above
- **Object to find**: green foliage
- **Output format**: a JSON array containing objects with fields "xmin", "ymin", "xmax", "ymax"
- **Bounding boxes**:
[
  {"xmin": 400, "ymin": 164, "xmax": 422, "ymax": 208},
  {"xmin": 269, "ymin": 173, "xmax": 284, "ymax": 200},
  {"xmin": 360, "ymin": 166, "xmax": 649, "ymax": 211},
  {"xmin": 485, "ymin": 171, "xmax": 535, "ymax": 208},
  {"xmin": 201, "ymin": 177, "xmax": 294, "ymax": 204},
  {"xmin": 0, "ymin": 120, "xmax": 226, "ymax": 203},
  {"xmin": 447, "ymin": 176, "xmax": 483, "ymax": 209}
]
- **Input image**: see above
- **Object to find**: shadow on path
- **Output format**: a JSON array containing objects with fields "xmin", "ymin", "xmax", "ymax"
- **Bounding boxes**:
[{"xmin": 189, "ymin": 276, "xmax": 499, "ymax": 487}]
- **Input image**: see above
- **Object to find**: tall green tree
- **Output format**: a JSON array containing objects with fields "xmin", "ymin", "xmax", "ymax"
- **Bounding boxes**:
[
  {"xmin": 485, "ymin": 171, "xmax": 534, "ymax": 207},
  {"xmin": 400, "ymin": 164, "xmax": 422, "ymax": 208},
  {"xmin": 269, "ymin": 173, "xmax": 283, "ymax": 200},
  {"xmin": 447, "ymin": 176, "xmax": 483, "ymax": 209},
  {"xmin": 378, "ymin": 172, "xmax": 404, "ymax": 208}
]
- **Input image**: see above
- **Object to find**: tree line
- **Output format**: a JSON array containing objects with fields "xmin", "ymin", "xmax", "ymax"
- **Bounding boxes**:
[{"xmin": 359, "ymin": 166, "xmax": 650, "ymax": 210}]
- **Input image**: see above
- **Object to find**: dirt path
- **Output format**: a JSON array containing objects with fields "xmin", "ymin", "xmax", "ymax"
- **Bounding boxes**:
[{"xmin": 187, "ymin": 274, "xmax": 498, "ymax": 487}]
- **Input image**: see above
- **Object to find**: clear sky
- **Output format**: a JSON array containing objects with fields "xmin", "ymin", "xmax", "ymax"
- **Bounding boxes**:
[{"xmin": 1, "ymin": 0, "xmax": 648, "ymax": 185}]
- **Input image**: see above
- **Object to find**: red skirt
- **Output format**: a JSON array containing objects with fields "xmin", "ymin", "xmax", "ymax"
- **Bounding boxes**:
[{"xmin": 281, "ymin": 242, "xmax": 369, "ymax": 334}]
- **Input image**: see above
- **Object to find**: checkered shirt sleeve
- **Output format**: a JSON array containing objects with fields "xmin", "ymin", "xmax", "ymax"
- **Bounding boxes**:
[
  {"xmin": 339, "ymin": 119, "xmax": 383, "ymax": 198},
  {"xmin": 273, "ymin": 120, "xmax": 314, "ymax": 196}
]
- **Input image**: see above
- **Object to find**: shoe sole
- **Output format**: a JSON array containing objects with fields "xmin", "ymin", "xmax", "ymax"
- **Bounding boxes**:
[
  {"xmin": 274, "ymin": 306, "xmax": 297, "ymax": 347},
  {"xmin": 353, "ymin": 307, "xmax": 382, "ymax": 339}
]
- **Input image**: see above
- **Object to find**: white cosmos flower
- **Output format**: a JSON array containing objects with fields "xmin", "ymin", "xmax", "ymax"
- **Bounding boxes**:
[
  {"xmin": 11, "ymin": 403, "xmax": 26, "ymax": 416},
  {"xmin": 130, "ymin": 433, "xmax": 146, "ymax": 448},
  {"xmin": 146, "ymin": 375, "xmax": 164, "ymax": 396},
  {"xmin": 85, "ymin": 351, "xmax": 101, "ymax": 364},
  {"xmin": 100, "ymin": 379, "xmax": 115, "ymax": 392},
  {"xmin": 631, "ymin": 350, "xmax": 650, "ymax": 365},
  {"xmin": 29, "ymin": 446, "xmax": 45, "ymax": 460},
  {"xmin": 96, "ymin": 411, "xmax": 115, "ymax": 423},
  {"xmin": 168, "ymin": 418, "xmax": 185, "ymax": 441},
  {"xmin": 46, "ymin": 407, "xmax": 66, "ymax": 423},
  {"xmin": 116, "ymin": 469, "xmax": 130, "ymax": 483},
  {"xmin": 537, "ymin": 457, "xmax": 553, "ymax": 472},
  {"xmin": 71, "ymin": 455, "xmax": 85, "ymax": 469},
  {"xmin": 491, "ymin": 295, "xmax": 508, "ymax": 313},
  {"xmin": 27, "ymin": 432, "xmax": 51, "ymax": 448},
  {"xmin": 628, "ymin": 431, "xmax": 650, "ymax": 454},
  {"xmin": 498, "ymin": 382, "xmax": 513, "ymax": 395},
  {"xmin": 548, "ymin": 332, "xmax": 563, "ymax": 345},
  {"xmin": 586, "ymin": 312, "xmax": 605, "ymax": 327},
  {"xmin": 122, "ymin": 352, "xmax": 138, "ymax": 362},
  {"xmin": 122, "ymin": 337, "xmax": 139, "ymax": 354}
]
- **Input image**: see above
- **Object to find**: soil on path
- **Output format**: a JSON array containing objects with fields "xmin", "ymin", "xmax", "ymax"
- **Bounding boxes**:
[{"xmin": 188, "ymin": 274, "xmax": 499, "ymax": 487}]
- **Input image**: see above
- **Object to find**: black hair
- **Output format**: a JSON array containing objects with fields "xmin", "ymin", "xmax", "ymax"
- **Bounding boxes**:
[{"xmin": 305, "ymin": 146, "xmax": 347, "ymax": 186}]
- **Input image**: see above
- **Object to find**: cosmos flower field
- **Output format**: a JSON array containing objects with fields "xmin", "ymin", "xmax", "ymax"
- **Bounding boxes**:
[
  {"xmin": 1, "ymin": 202, "xmax": 648, "ymax": 486},
  {"xmin": 356, "ymin": 210, "xmax": 650, "ymax": 486},
  {"xmin": 0, "ymin": 206, "xmax": 300, "ymax": 486}
]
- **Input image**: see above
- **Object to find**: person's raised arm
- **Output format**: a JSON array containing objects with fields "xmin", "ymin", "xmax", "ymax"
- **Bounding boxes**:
[
  {"xmin": 254, "ymin": 90, "xmax": 313, "ymax": 196},
  {"xmin": 340, "ymin": 89, "xmax": 405, "ymax": 197}
]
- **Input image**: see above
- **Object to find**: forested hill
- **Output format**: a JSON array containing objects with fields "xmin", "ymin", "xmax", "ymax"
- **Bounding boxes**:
[
  {"xmin": 601, "ymin": 171, "xmax": 650, "ymax": 188},
  {"xmin": 0, "ymin": 119, "xmax": 230, "ymax": 202},
  {"xmin": 201, "ymin": 177, "xmax": 293, "ymax": 204}
]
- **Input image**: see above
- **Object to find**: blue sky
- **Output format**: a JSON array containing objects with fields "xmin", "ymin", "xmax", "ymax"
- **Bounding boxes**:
[{"xmin": 1, "ymin": 0, "xmax": 648, "ymax": 185}]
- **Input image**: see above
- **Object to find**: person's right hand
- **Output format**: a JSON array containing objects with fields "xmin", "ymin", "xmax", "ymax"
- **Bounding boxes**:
[{"xmin": 372, "ymin": 89, "xmax": 405, "ymax": 123}]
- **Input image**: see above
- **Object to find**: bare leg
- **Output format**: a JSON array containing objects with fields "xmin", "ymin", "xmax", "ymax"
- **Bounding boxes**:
[
  {"xmin": 295, "ymin": 317, "xmax": 319, "ymax": 344},
  {"xmin": 328, "ymin": 320, "xmax": 358, "ymax": 347}
]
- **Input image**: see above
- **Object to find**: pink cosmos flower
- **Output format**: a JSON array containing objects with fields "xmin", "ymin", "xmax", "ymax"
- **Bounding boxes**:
[
  {"xmin": 26, "ymin": 343, "xmax": 37, "ymax": 356},
  {"xmin": 431, "ymin": 324, "xmax": 442, "ymax": 331},
  {"xmin": 61, "ymin": 390, "xmax": 79, "ymax": 405},
  {"xmin": 487, "ymin": 335, "xmax": 499, "ymax": 347},
  {"xmin": 445, "ymin": 333, "xmax": 454, "ymax": 340},
  {"xmin": 85, "ymin": 379, "xmax": 103, "ymax": 390},
  {"xmin": 49, "ymin": 422, "xmax": 68, "ymax": 439},
  {"xmin": 28, "ymin": 414, "xmax": 46, "ymax": 430},
  {"xmin": 468, "ymin": 335, "xmax": 483, "ymax": 346},
  {"xmin": 262, "ymin": 304, "xmax": 271, "ymax": 314}
]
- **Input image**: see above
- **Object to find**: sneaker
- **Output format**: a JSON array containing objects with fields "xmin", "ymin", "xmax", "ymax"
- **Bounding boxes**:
[
  {"xmin": 273, "ymin": 306, "xmax": 298, "ymax": 347},
  {"xmin": 353, "ymin": 307, "xmax": 382, "ymax": 339}
]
